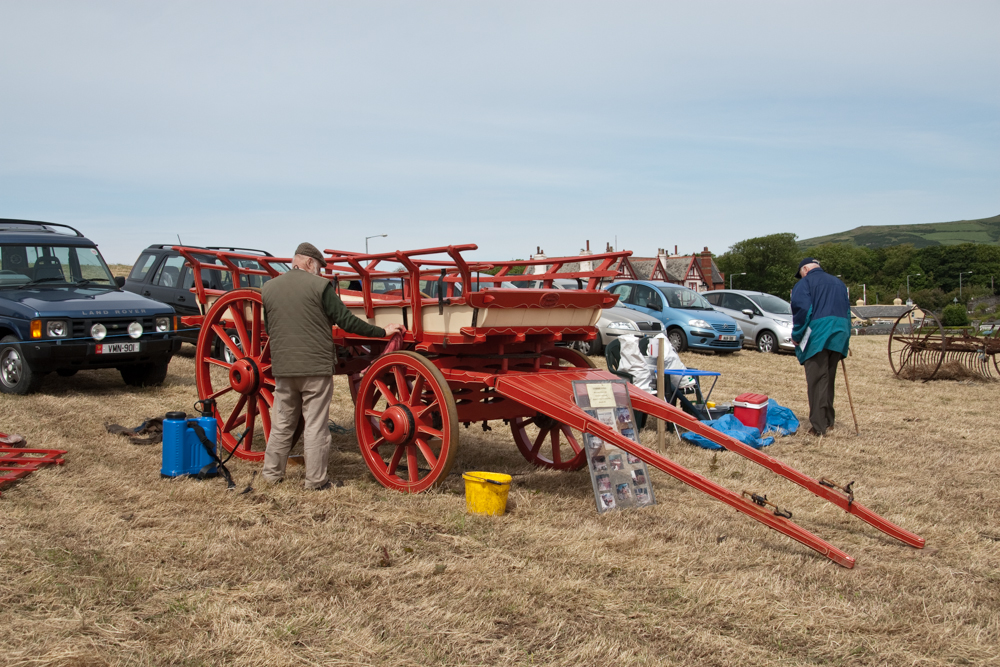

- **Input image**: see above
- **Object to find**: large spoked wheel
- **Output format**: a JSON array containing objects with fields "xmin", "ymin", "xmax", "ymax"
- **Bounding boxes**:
[
  {"xmin": 195, "ymin": 289, "xmax": 273, "ymax": 461},
  {"xmin": 888, "ymin": 308, "xmax": 945, "ymax": 382},
  {"xmin": 354, "ymin": 351, "xmax": 458, "ymax": 493},
  {"xmin": 510, "ymin": 347, "xmax": 595, "ymax": 471}
]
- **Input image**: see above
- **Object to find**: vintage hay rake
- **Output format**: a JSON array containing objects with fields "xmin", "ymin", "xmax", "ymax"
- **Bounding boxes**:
[
  {"xmin": 888, "ymin": 308, "xmax": 1000, "ymax": 381},
  {"xmin": 173, "ymin": 244, "xmax": 924, "ymax": 568}
]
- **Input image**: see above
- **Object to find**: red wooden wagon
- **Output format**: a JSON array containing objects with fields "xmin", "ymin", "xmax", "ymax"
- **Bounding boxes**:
[{"xmin": 173, "ymin": 244, "xmax": 923, "ymax": 568}]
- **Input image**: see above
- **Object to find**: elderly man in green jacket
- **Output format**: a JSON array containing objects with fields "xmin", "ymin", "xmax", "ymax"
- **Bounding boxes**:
[
  {"xmin": 790, "ymin": 257, "xmax": 851, "ymax": 436},
  {"xmin": 261, "ymin": 242, "xmax": 405, "ymax": 490}
]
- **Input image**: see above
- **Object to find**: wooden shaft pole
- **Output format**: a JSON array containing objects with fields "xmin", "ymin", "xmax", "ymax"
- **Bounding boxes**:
[{"xmin": 840, "ymin": 358, "xmax": 860, "ymax": 435}]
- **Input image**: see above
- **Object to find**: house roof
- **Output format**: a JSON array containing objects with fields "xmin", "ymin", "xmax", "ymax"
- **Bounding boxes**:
[
  {"xmin": 661, "ymin": 257, "xmax": 695, "ymax": 282},
  {"xmin": 628, "ymin": 258, "xmax": 660, "ymax": 281},
  {"xmin": 613, "ymin": 252, "xmax": 722, "ymax": 285}
]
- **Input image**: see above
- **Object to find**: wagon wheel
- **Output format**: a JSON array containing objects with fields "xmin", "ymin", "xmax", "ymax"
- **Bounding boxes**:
[
  {"xmin": 354, "ymin": 351, "xmax": 458, "ymax": 493},
  {"xmin": 888, "ymin": 308, "xmax": 945, "ymax": 382},
  {"xmin": 195, "ymin": 289, "xmax": 273, "ymax": 461},
  {"xmin": 510, "ymin": 347, "xmax": 595, "ymax": 471}
]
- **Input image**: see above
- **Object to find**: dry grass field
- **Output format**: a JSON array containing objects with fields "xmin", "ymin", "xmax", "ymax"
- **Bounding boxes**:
[{"xmin": 1, "ymin": 336, "xmax": 997, "ymax": 666}]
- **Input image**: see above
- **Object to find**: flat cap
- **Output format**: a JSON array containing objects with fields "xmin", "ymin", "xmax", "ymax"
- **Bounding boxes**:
[
  {"xmin": 294, "ymin": 242, "xmax": 325, "ymax": 264},
  {"xmin": 795, "ymin": 256, "xmax": 820, "ymax": 279}
]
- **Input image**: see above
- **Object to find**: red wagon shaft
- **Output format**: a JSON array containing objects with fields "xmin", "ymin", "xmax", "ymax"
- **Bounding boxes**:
[{"xmin": 175, "ymin": 244, "xmax": 923, "ymax": 567}]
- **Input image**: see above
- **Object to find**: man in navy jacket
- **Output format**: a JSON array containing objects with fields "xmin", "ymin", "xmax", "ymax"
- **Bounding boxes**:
[{"xmin": 790, "ymin": 258, "xmax": 851, "ymax": 436}]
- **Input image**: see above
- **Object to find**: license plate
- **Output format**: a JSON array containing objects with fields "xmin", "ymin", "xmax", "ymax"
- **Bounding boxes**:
[
  {"xmin": 719, "ymin": 335, "xmax": 737, "ymax": 341},
  {"xmin": 96, "ymin": 342, "xmax": 140, "ymax": 354}
]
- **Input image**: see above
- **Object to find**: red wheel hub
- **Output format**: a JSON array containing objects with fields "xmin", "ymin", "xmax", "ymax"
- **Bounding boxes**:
[
  {"xmin": 379, "ymin": 404, "xmax": 415, "ymax": 445},
  {"xmin": 229, "ymin": 358, "xmax": 260, "ymax": 395}
]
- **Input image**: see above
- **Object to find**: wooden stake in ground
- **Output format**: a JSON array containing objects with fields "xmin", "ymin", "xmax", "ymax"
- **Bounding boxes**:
[
  {"xmin": 841, "ymin": 358, "xmax": 860, "ymax": 435},
  {"xmin": 657, "ymin": 339, "xmax": 665, "ymax": 449}
]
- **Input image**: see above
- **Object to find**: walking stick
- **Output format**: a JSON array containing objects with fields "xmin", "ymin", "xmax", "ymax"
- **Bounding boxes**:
[{"xmin": 840, "ymin": 358, "xmax": 860, "ymax": 435}]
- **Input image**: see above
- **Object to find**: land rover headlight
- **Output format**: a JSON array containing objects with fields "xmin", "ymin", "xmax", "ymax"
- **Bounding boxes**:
[
  {"xmin": 46, "ymin": 321, "xmax": 68, "ymax": 338},
  {"xmin": 689, "ymin": 319, "xmax": 711, "ymax": 329},
  {"xmin": 155, "ymin": 317, "xmax": 171, "ymax": 332},
  {"xmin": 607, "ymin": 321, "xmax": 638, "ymax": 330},
  {"xmin": 91, "ymin": 323, "xmax": 107, "ymax": 341},
  {"xmin": 128, "ymin": 322, "xmax": 144, "ymax": 339}
]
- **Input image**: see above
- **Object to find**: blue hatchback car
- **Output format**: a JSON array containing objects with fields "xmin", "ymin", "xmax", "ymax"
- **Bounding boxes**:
[{"xmin": 605, "ymin": 280, "xmax": 744, "ymax": 353}]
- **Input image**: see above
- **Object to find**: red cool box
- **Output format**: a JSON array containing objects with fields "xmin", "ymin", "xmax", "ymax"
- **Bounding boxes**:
[{"xmin": 734, "ymin": 393, "xmax": 768, "ymax": 432}]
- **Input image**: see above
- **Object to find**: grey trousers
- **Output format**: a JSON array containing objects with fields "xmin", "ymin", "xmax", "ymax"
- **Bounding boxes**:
[
  {"xmin": 262, "ymin": 375, "xmax": 333, "ymax": 489},
  {"xmin": 803, "ymin": 349, "xmax": 843, "ymax": 434}
]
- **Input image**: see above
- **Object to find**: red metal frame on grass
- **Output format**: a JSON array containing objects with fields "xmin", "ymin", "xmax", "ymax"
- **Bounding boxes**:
[{"xmin": 0, "ymin": 444, "xmax": 67, "ymax": 497}]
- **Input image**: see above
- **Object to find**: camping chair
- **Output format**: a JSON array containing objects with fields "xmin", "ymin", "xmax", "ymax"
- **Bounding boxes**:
[{"xmin": 604, "ymin": 338, "xmax": 704, "ymax": 427}]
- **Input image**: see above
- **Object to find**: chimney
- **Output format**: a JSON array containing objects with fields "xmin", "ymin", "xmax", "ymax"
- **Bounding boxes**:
[
  {"xmin": 674, "ymin": 244, "xmax": 678, "ymax": 256},
  {"xmin": 893, "ymin": 297, "xmax": 902, "ymax": 306},
  {"xmin": 856, "ymin": 299, "xmax": 864, "ymax": 307},
  {"xmin": 579, "ymin": 240, "xmax": 593, "ymax": 272},
  {"xmin": 531, "ymin": 248, "xmax": 548, "ymax": 275},
  {"xmin": 656, "ymin": 247, "xmax": 668, "ymax": 273},
  {"xmin": 699, "ymin": 247, "xmax": 714, "ymax": 289}
]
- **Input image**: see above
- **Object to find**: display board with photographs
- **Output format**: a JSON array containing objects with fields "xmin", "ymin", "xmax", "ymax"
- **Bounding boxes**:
[{"xmin": 572, "ymin": 380, "xmax": 657, "ymax": 514}]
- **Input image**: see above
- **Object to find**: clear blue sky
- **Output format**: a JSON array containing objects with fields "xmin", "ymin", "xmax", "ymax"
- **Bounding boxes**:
[{"xmin": 1, "ymin": 1, "xmax": 997, "ymax": 263}]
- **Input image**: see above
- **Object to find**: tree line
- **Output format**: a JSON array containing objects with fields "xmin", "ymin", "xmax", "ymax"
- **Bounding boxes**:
[{"xmin": 715, "ymin": 233, "xmax": 1000, "ymax": 312}]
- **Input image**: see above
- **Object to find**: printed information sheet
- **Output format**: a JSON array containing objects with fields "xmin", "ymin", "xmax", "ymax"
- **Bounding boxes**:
[{"xmin": 572, "ymin": 379, "xmax": 657, "ymax": 514}]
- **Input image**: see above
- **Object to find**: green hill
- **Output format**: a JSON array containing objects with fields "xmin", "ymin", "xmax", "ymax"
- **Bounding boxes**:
[{"xmin": 798, "ymin": 214, "xmax": 1000, "ymax": 250}]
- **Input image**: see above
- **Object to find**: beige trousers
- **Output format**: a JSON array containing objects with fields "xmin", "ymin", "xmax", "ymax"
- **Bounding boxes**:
[{"xmin": 262, "ymin": 375, "xmax": 333, "ymax": 489}]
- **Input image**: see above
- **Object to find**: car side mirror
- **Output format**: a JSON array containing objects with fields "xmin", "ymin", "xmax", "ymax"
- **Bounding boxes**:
[
  {"xmin": 115, "ymin": 276, "xmax": 126, "ymax": 288},
  {"xmin": 741, "ymin": 308, "xmax": 754, "ymax": 318}
]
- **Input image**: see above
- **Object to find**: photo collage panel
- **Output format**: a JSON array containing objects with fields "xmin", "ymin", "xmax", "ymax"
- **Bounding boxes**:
[{"xmin": 573, "ymin": 380, "xmax": 657, "ymax": 514}]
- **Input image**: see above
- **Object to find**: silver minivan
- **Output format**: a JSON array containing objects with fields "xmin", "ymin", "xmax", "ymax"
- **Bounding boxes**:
[{"xmin": 703, "ymin": 289, "xmax": 794, "ymax": 353}]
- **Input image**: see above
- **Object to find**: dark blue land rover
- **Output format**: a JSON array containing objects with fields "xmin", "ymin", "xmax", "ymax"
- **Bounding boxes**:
[{"xmin": 0, "ymin": 219, "xmax": 181, "ymax": 394}]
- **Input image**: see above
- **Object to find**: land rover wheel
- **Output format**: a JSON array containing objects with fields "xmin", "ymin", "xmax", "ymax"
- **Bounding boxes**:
[
  {"xmin": 0, "ymin": 335, "xmax": 45, "ymax": 394},
  {"xmin": 119, "ymin": 361, "xmax": 170, "ymax": 387}
]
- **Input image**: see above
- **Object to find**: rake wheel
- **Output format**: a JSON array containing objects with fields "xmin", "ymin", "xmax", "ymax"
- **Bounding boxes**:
[{"xmin": 888, "ymin": 308, "xmax": 945, "ymax": 382}]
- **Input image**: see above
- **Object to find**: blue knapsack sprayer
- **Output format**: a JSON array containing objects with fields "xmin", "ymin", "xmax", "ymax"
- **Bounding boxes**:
[{"xmin": 162, "ymin": 399, "xmax": 237, "ymax": 490}]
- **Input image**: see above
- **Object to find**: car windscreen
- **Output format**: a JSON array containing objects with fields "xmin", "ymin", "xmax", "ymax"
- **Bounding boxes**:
[
  {"xmin": 656, "ymin": 284, "xmax": 713, "ymax": 309},
  {"xmin": 0, "ymin": 244, "xmax": 116, "ymax": 288},
  {"xmin": 752, "ymin": 294, "xmax": 792, "ymax": 315}
]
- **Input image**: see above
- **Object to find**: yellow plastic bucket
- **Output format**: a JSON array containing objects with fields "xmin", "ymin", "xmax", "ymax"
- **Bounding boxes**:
[{"xmin": 462, "ymin": 471, "xmax": 512, "ymax": 516}]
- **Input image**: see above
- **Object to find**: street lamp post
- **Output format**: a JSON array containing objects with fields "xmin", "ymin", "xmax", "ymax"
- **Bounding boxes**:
[
  {"xmin": 729, "ymin": 272, "xmax": 746, "ymax": 289},
  {"xmin": 365, "ymin": 234, "xmax": 388, "ymax": 254},
  {"xmin": 860, "ymin": 283, "xmax": 867, "ymax": 305},
  {"xmin": 959, "ymin": 271, "xmax": 973, "ymax": 299},
  {"xmin": 906, "ymin": 273, "xmax": 921, "ymax": 302}
]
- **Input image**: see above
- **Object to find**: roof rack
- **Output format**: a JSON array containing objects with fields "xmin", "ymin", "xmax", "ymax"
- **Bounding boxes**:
[
  {"xmin": 145, "ymin": 244, "xmax": 273, "ymax": 257},
  {"xmin": 205, "ymin": 246, "xmax": 275, "ymax": 256},
  {"xmin": 0, "ymin": 219, "xmax": 84, "ymax": 237}
]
